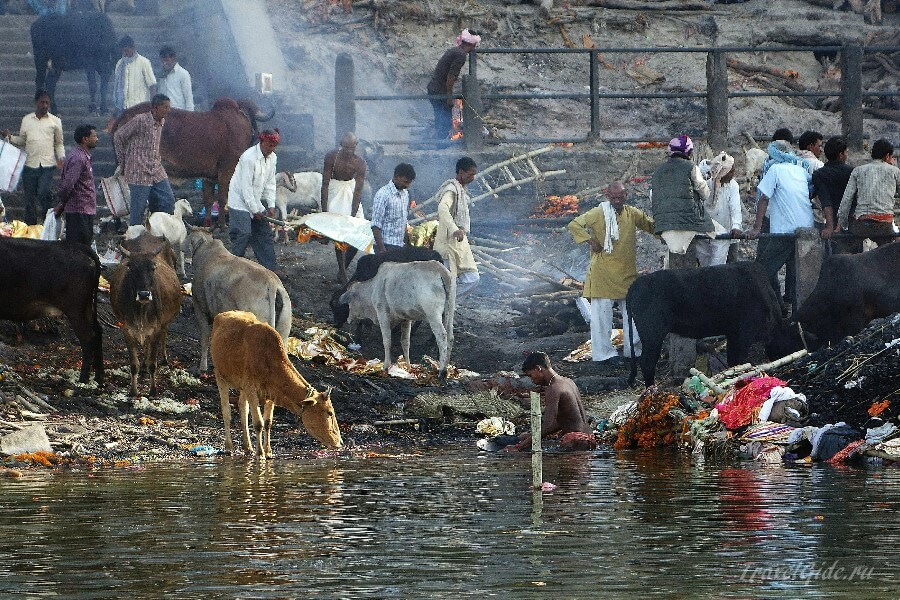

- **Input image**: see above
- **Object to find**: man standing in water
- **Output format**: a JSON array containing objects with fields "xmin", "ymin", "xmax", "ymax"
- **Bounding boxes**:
[
  {"xmin": 321, "ymin": 132, "xmax": 367, "ymax": 283},
  {"xmin": 509, "ymin": 352, "xmax": 593, "ymax": 451}
]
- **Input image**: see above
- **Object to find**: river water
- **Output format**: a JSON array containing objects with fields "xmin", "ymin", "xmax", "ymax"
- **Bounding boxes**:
[{"xmin": 1, "ymin": 450, "xmax": 899, "ymax": 598}]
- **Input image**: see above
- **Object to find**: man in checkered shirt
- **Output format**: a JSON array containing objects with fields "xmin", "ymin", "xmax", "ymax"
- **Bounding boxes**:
[{"xmin": 370, "ymin": 163, "xmax": 416, "ymax": 254}]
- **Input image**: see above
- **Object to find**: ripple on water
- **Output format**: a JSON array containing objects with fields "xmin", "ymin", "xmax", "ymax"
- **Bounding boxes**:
[{"xmin": 1, "ymin": 451, "xmax": 899, "ymax": 598}]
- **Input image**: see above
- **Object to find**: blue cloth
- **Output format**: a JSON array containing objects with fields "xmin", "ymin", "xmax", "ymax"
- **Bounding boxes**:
[
  {"xmin": 228, "ymin": 209, "xmax": 277, "ymax": 272},
  {"xmin": 128, "ymin": 179, "xmax": 175, "ymax": 226},
  {"xmin": 757, "ymin": 163, "xmax": 813, "ymax": 233}
]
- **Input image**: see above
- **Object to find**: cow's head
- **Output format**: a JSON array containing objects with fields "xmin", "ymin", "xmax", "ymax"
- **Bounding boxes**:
[
  {"xmin": 331, "ymin": 287, "xmax": 351, "ymax": 327},
  {"xmin": 186, "ymin": 226, "xmax": 213, "ymax": 256},
  {"xmin": 117, "ymin": 244, "xmax": 165, "ymax": 305},
  {"xmin": 277, "ymin": 171, "xmax": 297, "ymax": 193},
  {"xmin": 766, "ymin": 320, "xmax": 821, "ymax": 360},
  {"xmin": 289, "ymin": 385, "xmax": 342, "ymax": 449}
]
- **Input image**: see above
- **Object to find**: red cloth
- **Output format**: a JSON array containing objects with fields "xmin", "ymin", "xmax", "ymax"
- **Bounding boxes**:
[
  {"xmin": 559, "ymin": 432, "xmax": 598, "ymax": 451},
  {"xmin": 716, "ymin": 376, "xmax": 786, "ymax": 430}
]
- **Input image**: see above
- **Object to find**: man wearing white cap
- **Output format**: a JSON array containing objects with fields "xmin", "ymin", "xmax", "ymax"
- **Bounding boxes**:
[
  {"xmin": 696, "ymin": 151, "xmax": 743, "ymax": 266},
  {"xmin": 426, "ymin": 28, "xmax": 481, "ymax": 140}
]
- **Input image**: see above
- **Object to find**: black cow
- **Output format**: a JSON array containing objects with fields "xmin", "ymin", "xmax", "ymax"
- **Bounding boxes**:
[
  {"xmin": 627, "ymin": 262, "xmax": 785, "ymax": 386},
  {"xmin": 0, "ymin": 238, "xmax": 104, "ymax": 384},
  {"xmin": 795, "ymin": 242, "xmax": 900, "ymax": 347},
  {"xmin": 31, "ymin": 12, "xmax": 117, "ymax": 114},
  {"xmin": 330, "ymin": 246, "xmax": 443, "ymax": 326}
]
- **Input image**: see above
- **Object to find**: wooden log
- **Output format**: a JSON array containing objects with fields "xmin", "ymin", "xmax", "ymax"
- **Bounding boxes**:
[
  {"xmin": 474, "ymin": 253, "xmax": 530, "ymax": 286},
  {"xmin": 530, "ymin": 391, "xmax": 542, "ymax": 489},
  {"xmin": 528, "ymin": 289, "xmax": 583, "ymax": 301},
  {"xmin": 579, "ymin": 0, "xmax": 713, "ymax": 9},
  {"xmin": 864, "ymin": 107, "xmax": 900, "ymax": 122},
  {"xmin": 872, "ymin": 53, "xmax": 900, "ymax": 78},
  {"xmin": 727, "ymin": 58, "xmax": 801, "ymax": 82},
  {"xmin": 469, "ymin": 236, "xmax": 519, "ymax": 251},
  {"xmin": 472, "ymin": 248, "xmax": 567, "ymax": 288},
  {"xmin": 718, "ymin": 350, "xmax": 808, "ymax": 388}
]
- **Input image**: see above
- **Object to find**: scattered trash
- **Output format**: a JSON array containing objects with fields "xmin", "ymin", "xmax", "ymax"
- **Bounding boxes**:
[
  {"xmin": 539, "ymin": 482, "xmax": 557, "ymax": 491},
  {"xmin": 476, "ymin": 416, "xmax": 516, "ymax": 437},
  {"xmin": 188, "ymin": 445, "xmax": 220, "ymax": 457}
]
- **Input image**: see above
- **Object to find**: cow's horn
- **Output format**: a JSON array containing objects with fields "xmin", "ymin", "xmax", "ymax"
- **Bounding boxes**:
[
  {"xmin": 117, "ymin": 244, "xmax": 131, "ymax": 258},
  {"xmin": 256, "ymin": 107, "xmax": 275, "ymax": 122}
]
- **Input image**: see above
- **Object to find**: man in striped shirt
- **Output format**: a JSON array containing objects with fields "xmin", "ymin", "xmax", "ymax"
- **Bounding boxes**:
[
  {"xmin": 838, "ymin": 138, "xmax": 900, "ymax": 251},
  {"xmin": 370, "ymin": 163, "xmax": 415, "ymax": 254},
  {"xmin": 1, "ymin": 90, "xmax": 65, "ymax": 224},
  {"xmin": 55, "ymin": 124, "xmax": 98, "ymax": 246},
  {"xmin": 113, "ymin": 94, "xmax": 175, "ymax": 225}
]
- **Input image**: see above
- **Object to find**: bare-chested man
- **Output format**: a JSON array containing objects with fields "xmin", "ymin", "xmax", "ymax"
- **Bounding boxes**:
[
  {"xmin": 321, "ymin": 132, "xmax": 368, "ymax": 283},
  {"xmin": 509, "ymin": 351, "xmax": 592, "ymax": 451}
]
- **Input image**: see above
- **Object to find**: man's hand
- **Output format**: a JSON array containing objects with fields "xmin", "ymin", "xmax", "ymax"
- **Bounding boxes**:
[
  {"xmin": 267, "ymin": 207, "xmax": 276, "ymax": 219},
  {"xmin": 746, "ymin": 228, "xmax": 761, "ymax": 240},
  {"xmin": 587, "ymin": 239, "xmax": 603, "ymax": 254},
  {"xmin": 820, "ymin": 226, "xmax": 835, "ymax": 240},
  {"xmin": 730, "ymin": 228, "xmax": 742, "ymax": 239},
  {"xmin": 53, "ymin": 204, "xmax": 64, "ymax": 217},
  {"xmin": 56, "ymin": 159, "xmax": 64, "ymax": 170},
  {"xmin": 453, "ymin": 228, "xmax": 466, "ymax": 242},
  {"xmin": 253, "ymin": 211, "xmax": 265, "ymax": 220}
]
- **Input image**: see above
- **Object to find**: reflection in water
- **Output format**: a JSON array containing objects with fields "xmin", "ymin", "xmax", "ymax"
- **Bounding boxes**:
[{"xmin": 1, "ymin": 451, "xmax": 899, "ymax": 597}]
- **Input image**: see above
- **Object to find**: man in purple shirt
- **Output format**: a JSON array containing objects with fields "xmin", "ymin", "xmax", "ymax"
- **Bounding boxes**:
[{"xmin": 55, "ymin": 124, "xmax": 98, "ymax": 246}]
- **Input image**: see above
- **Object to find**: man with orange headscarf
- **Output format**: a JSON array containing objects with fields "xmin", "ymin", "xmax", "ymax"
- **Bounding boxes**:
[{"xmin": 427, "ymin": 29, "xmax": 482, "ymax": 140}]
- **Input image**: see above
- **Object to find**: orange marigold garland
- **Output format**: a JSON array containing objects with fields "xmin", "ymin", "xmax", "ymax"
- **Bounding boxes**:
[
  {"xmin": 868, "ymin": 399, "xmax": 890, "ymax": 417},
  {"xmin": 615, "ymin": 389, "xmax": 682, "ymax": 449}
]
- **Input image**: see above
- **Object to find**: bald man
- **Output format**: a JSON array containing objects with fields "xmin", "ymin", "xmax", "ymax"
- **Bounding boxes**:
[
  {"xmin": 322, "ymin": 132, "xmax": 368, "ymax": 283},
  {"xmin": 568, "ymin": 182, "xmax": 655, "ymax": 365}
]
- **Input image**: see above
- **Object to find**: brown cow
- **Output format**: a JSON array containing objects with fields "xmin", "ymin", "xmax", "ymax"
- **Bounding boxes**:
[
  {"xmin": 108, "ymin": 98, "xmax": 273, "ymax": 228},
  {"xmin": 210, "ymin": 310, "xmax": 343, "ymax": 457},
  {"xmin": 108, "ymin": 233, "xmax": 184, "ymax": 396}
]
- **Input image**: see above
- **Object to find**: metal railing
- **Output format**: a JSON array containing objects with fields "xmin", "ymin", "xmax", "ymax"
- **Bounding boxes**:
[{"xmin": 342, "ymin": 44, "xmax": 899, "ymax": 150}]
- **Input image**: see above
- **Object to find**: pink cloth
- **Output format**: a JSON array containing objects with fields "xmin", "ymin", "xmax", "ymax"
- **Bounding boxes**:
[
  {"xmin": 456, "ymin": 29, "xmax": 481, "ymax": 47},
  {"xmin": 668, "ymin": 134, "xmax": 694, "ymax": 156}
]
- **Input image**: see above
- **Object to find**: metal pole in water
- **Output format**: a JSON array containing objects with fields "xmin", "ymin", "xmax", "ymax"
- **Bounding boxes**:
[{"xmin": 530, "ymin": 391, "xmax": 542, "ymax": 489}]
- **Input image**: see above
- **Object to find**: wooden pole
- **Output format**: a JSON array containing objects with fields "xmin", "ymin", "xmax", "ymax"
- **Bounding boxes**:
[
  {"xmin": 841, "ymin": 44, "xmax": 863, "ymax": 151},
  {"xmin": 530, "ymin": 391, "xmax": 542, "ymax": 489},
  {"xmin": 335, "ymin": 53, "xmax": 356, "ymax": 146},
  {"xmin": 706, "ymin": 50, "xmax": 728, "ymax": 149},
  {"xmin": 589, "ymin": 49, "xmax": 600, "ymax": 138}
]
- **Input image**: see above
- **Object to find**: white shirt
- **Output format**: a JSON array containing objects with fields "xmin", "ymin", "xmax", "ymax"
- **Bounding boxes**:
[
  {"xmin": 797, "ymin": 150, "xmax": 824, "ymax": 174},
  {"xmin": 705, "ymin": 179, "xmax": 742, "ymax": 237},
  {"xmin": 757, "ymin": 163, "xmax": 814, "ymax": 233},
  {"xmin": 115, "ymin": 53, "xmax": 156, "ymax": 109},
  {"xmin": 8, "ymin": 112, "xmax": 64, "ymax": 168},
  {"xmin": 157, "ymin": 63, "xmax": 194, "ymax": 111},
  {"xmin": 227, "ymin": 144, "xmax": 277, "ymax": 214}
]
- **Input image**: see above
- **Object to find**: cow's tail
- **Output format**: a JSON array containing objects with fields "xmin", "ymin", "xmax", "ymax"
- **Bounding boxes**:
[
  {"xmin": 271, "ymin": 281, "xmax": 291, "ymax": 340},
  {"xmin": 627, "ymin": 301, "xmax": 638, "ymax": 388},
  {"xmin": 440, "ymin": 266, "xmax": 456, "ymax": 357}
]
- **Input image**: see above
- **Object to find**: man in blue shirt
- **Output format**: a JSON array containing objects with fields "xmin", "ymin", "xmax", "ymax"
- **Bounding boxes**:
[
  {"xmin": 748, "ymin": 140, "xmax": 813, "ymax": 309},
  {"xmin": 370, "ymin": 163, "xmax": 416, "ymax": 254}
]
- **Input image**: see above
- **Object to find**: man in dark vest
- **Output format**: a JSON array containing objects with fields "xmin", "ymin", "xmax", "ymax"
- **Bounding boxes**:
[{"xmin": 651, "ymin": 134, "xmax": 713, "ymax": 268}]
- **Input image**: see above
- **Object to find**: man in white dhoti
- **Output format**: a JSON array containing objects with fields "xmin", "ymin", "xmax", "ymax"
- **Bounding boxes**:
[{"xmin": 321, "ymin": 132, "xmax": 367, "ymax": 283}]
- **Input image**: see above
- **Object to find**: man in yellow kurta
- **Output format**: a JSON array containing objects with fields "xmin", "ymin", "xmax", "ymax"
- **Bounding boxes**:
[
  {"xmin": 568, "ymin": 182, "xmax": 655, "ymax": 364},
  {"xmin": 434, "ymin": 157, "xmax": 481, "ymax": 298}
]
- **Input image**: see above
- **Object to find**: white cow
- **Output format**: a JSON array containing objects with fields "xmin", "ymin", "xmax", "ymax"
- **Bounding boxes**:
[
  {"xmin": 186, "ymin": 228, "xmax": 292, "ymax": 373},
  {"xmin": 339, "ymin": 261, "xmax": 455, "ymax": 380},
  {"xmin": 124, "ymin": 198, "xmax": 194, "ymax": 276},
  {"xmin": 275, "ymin": 171, "xmax": 322, "ymax": 241}
]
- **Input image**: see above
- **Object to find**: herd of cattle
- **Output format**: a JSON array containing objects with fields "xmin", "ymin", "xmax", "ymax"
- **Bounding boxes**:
[{"xmin": 2, "ymin": 223, "xmax": 899, "ymax": 454}]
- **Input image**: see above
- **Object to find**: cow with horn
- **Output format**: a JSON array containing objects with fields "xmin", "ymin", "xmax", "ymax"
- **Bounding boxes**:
[
  {"xmin": 108, "ymin": 232, "xmax": 184, "ymax": 397},
  {"xmin": 109, "ymin": 98, "xmax": 275, "ymax": 229}
]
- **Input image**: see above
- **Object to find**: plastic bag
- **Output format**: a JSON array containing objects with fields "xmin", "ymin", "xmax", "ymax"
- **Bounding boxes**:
[{"xmin": 40, "ymin": 209, "xmax": 62, "ymax": 241}]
